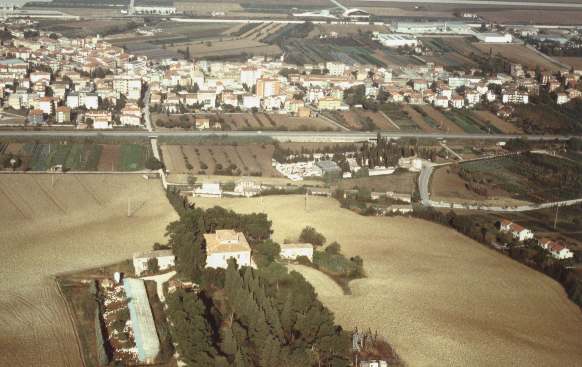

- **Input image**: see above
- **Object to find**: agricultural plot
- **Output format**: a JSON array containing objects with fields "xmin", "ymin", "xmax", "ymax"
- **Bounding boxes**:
[
  {"xmin": 330, "ymin": 109, "xmax": 398, "ymax": 131},
  {"xmin": 191, "ymin": 195, "xmax": 582, "ymax": 367},
  {"xmin": 161, "ymin": 143, "xmax": 277, "ymax": 176},
  {"xmin": 0, "ymin": 175, "xmax": 177, "ymax": 367},
  {"xmin": 456, "ymin": 153, "xmax": 582, "ymax": 203},
  {"xmin": 0, "ymin": 143, "xmax": 150, "ymax": 172},
  {"xmin": 380, "ymin": 104, "xmax": 421, "ymax": 131},
  {"xmin": 473, "ymin": 43, "xmax": 567, "ymax": 72},
  {"xmin": 283, "ymin": 38, "xmax": 386, "ymax": 67},
  {"xmin": 421, "ymin": 37, "xmax": 481, "ymax": 68},
  {"xmin": 442, "ymin": 110, "xmax": 502, "ymax": 134},
  {"xmin": 336, "ymin": 171, "xmax": 416, "ymax": 193},
  {"xmin": 472, "ymin": 110, "xmax": 522, "ymax": 134},
  {"xmin": 217, "ymin": 112, "xmax": 337, "ymax": 131},
  {"xmin": 403, "ymin": 105, "xmax": 439, "ymax": 132},
  {"xmin": 419, "ymin": 105, "xmax": 464, "ymax": 133}
]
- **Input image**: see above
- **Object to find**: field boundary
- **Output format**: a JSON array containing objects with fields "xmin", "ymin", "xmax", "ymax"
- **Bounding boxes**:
[{"xmin": 53, "ymin": 277, "xmax": 88, "ymax": 367}]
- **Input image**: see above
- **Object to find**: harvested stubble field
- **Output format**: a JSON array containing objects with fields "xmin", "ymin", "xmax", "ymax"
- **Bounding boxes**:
[
  {"xmin": 191, "ymin": 195, "xmax": 582, "ymax": 367},
  {"xmin": 0, "ymin": 174, "xmax": 177, "ymax": 367},
  {"xmin": 160, "ymin": 143, "xmax": 277, "ymax": 176}
]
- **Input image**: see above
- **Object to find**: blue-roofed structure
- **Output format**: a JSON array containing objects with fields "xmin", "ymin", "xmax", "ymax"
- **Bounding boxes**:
[{"xmin": 123, "ymin": 278, "xmax": 160, "ymax": 364}]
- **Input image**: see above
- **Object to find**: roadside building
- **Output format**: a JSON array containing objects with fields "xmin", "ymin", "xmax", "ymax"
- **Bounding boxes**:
[
  {"xmin": 280, "ymin": 243, "xmax": 314, "ymax": 261},
  {"xmin": 204, "ymin": 229, "xmax": 253, "ymax": 269},
  {"xmin": 55, "ymin": 106, "xmax": 71, "ymax": 123},
  {"xmin": 27, "ymin": 108, "xmax": 45, "ymax": 125}
]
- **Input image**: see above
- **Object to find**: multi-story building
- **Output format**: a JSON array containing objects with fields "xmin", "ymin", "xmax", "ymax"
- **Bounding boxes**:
[{"xmin": 256, "ymin": 78, "xmax": 280, "ymax": 98}]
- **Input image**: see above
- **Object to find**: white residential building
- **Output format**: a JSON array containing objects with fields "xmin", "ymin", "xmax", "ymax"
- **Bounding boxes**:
[
  {"xmin": 499, "ymin": 220, "xmax": 534, "ymax": 241},
  {"xmin": 132, "ymin": 250, "xmax": 176, "ymax": 276},
  {"xmin": 204, "ymin": 230, "xmax": 253, "ymax": 269},
  {"xmin": 326, "ymin": 61, "xmax": 347, "ymax": 76}
]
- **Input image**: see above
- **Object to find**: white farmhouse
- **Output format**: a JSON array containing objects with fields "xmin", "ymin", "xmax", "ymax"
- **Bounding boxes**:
[
  {"xmin": 538, "ymin": 239, "xmax": 574, "ymax": 260},
  {"xmin": 499, "ymin": 219, "xmax": 534, "ymax": 241},
  {"xmin": 204, "ymin": 230, "xmax": 253, "ymax": 269},
  {"xmin": 280, "ymin": 243, "xmax": 314, "ymax": 261},
  {"xmin": 132, "ymin": 250, "xmax": 176, "ymax": 276}
]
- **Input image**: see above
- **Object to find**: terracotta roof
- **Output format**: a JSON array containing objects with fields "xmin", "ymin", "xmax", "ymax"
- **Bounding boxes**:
[
  {"xmin": 204, "ymin": 230, "xmax": 251, "ymax": 254},
  {"xmin": 509, "ymin": 222, "xmax": 526, "ymax": 233}
]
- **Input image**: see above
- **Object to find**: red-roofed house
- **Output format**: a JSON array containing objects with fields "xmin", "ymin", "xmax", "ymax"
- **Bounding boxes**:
[
  {"xmin": 538, "ymin": 238, "xmax": 574, "ymax": 260},
  {"xmin": 499, "ymin": 219, "xmax": 534, "ymax": 241}
]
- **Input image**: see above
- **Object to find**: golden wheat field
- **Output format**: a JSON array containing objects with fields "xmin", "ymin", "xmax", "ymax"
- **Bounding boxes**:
[
  {"xmin": 192, "ymin": 195, "xmax": 582, "ymax": 367},
  {"xmin": 0, "ymin": 174, "xmax": 178, "ymax": 367}
]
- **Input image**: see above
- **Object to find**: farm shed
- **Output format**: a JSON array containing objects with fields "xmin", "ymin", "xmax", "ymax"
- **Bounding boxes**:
[{"xmin": 123, "ymin": 278, "xmax": 160, "ymax": 364}]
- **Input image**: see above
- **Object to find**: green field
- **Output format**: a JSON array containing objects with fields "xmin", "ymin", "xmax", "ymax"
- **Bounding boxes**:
[
  {"xmin": 2, "ymin": 143, "xmax": 151, "ymax": 172},
  {"xmin": 118, "ymin": 144, "xmax": 149, "ymax": 171},
  {"xmin": 444, "ymin": 110, "xmax": 502, "ymax": 134},
  {"xmin": 20, "ymin": 143, "xmax": 103, "ymax": 171}
]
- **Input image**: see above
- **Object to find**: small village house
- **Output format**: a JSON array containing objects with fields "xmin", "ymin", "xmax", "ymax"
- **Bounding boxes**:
[
  {"xmin": 537, "ymin": 238, "xmax": 574, "ymax": 260},
  {"xmin": 132, "ymin": 249, "xmax": 176, "ymax": 276},
  {"xmin": 499, "ymin": 219, "xmax": 534, "ymax": 241}
]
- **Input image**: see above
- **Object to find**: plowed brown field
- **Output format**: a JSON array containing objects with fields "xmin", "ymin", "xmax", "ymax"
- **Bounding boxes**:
[{"xmin": 0, "ymin": 174, "xmax": 177, "ymax": 367}]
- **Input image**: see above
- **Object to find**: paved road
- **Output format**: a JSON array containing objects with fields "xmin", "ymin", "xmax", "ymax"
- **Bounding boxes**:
[
  {"xmin": 350, "ymin": 0, "xmax": 582, "ymax": 9},
  {"xmin": 0, "ymin": 130, "xmax": 578, "ymax": 142}
]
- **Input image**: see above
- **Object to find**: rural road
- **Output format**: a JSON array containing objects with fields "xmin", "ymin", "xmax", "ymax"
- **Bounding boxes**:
[
  {"xmin": 348, "ymin": 0, "xmax": 582, "ymax": 9},
  {"xmin": 0, "ymin": 130, "xmax": 578, "ymax": 142}
]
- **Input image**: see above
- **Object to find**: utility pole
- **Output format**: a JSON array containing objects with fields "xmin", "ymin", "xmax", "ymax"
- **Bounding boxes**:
[{"xmin": 554, "ymin": 204, "xmax": 559, "ymax": 230}]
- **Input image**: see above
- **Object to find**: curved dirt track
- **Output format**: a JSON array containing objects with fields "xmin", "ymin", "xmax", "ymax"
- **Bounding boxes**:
[
  {"xmin": 0, "ymin": 174, "xmax": 177, "ymax": 367},
  {"xmin": 193, "ymin": 195, "xmax": 582, "ymax": 367}
]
